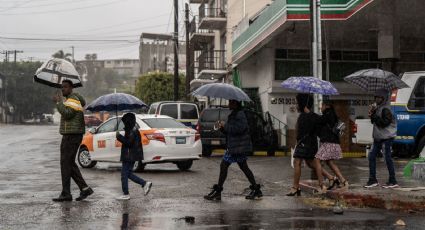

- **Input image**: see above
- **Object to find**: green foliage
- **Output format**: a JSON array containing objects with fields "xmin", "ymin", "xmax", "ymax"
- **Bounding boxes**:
[
  {"xmin": 0, "ymin": 62, "xmax": 56, "ymax": 122},
  {"xmin": 134, "ymin": 72, "xmax": 186, "ymax": 105},
  {"xmin": 52, "ymin": 50, "xmax": 72, "ymax": 62}
]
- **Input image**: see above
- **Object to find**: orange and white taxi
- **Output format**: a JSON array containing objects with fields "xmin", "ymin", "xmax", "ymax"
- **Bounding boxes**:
[{"xmin": 77, "ymin": 114, "xmax": 202, "ymax": 171}]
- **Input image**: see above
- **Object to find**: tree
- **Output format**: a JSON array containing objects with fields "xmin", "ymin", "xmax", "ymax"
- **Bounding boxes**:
[
  {"xmin": 0, "ymin": 62, "xmax": 56, "ymax": 123},
  {"xmin": 134, "ymin": 72, "xmax": 186, "ymax": 105},
  {"xmin": 52, "ymin": 50, "xmax": 72, "ymax": 62}
]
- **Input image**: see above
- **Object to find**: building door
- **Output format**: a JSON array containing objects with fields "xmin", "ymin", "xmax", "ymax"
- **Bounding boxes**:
[{"xmin": 333, "ymin": 100, "xmax": 351, "ymax": 152}]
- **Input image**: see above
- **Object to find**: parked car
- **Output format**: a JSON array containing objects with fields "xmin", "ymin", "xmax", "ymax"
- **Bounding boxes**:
[
  {"xmin": 197, "ymin": 107, "xmax": 278, "ymax": 156},
  {"xmin": 84, "ymin": 114, "xmax": 102, "ymax": 127},
  {"xmin": 352, "ymin": 71, "xmax": 425, "ymax": 158},
  {"xmin": 78, "ymin": 114, "xmax": 202, "ymax": 171},
  {"xmin": 148, "ymin": 101, "xmax": 199, "ymax": 129}
]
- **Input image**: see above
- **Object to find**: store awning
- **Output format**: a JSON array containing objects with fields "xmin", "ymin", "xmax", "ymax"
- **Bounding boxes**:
[{"xmin": 232, "ymin": 0, "xmax": 374, "ymax": 64}]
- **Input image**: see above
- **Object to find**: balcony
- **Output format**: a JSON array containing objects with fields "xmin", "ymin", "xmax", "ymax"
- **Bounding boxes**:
[
  {"xmin": 189, "ymin": 17, "xmax": 215, "ymax": 50},
  {"xmin": 198, "ymin": 3, "xmax": 227, "ymax": 30},
  {"xmin": 196, "ymin": 50, "xmax": 227, "ymax": 79}
]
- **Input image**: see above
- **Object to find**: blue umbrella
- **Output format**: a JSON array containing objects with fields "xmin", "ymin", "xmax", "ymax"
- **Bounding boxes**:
[
  {"xmin": 192, "ymin": 83, "xmax": 252, "ymax": 101},
  {"xmin": 86, "ymin": 93, "xmax": 147, "ymax": 126},
  {"xmin": 281, "ymin": 76, "xmax": 339, "ymax": 95}
]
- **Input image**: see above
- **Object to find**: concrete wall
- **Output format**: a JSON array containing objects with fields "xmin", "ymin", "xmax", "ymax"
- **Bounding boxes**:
[{"xmin": 226, "ymin": 0, "xmax": 272, "ymax": 63}]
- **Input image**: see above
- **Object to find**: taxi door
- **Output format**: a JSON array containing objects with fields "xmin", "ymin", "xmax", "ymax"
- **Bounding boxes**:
[{"xmin": 92, "ymin": 118, "xmax": 120, "ymax": 162}]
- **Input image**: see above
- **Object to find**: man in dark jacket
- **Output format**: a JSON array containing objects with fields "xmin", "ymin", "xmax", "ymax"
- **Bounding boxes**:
[
  {"xmin": 116, "ymin": 113, "xmax": 152, "ymax": 200},
  {"xmin": 365, "ymin": 88, "xmax": 398, "ymax": 188},
  {"xmin": 204, "ymin": 100, "xmax": 262, "ymax": 201},
  {"xmin": 52, "ymin": 80, "xmax": 93, "ymax": 202}
]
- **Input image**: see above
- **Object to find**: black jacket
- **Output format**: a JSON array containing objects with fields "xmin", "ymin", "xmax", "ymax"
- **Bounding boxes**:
[
  {"xmin": 296, "ymin": 112, "xmax": 320, "ymax": 156},
  {"xmin": 116, "ymin": 127, "xmax": 144, "ymax": 162},
  {"xmin": 221, "ymin": 109, "xmax": 252, "ymax": 155},
  {"xmin": 317, "ymin": 108, "xmax": 340, "ymax": 144}
]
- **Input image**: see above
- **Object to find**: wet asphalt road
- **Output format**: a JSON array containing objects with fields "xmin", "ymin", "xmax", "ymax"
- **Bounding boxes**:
[{"xmin": 0, "ymin": 125, "xmax": 424, "ymax": 230}]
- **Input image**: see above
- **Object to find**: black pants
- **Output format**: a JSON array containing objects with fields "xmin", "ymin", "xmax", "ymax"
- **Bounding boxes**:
[
  {"xmin": 218, "ymin": 160, "xmax": 256, "ymax": 188},
  {"xmin": 60, "ymin": 134, "xmax": 88, "ymax": 196}
]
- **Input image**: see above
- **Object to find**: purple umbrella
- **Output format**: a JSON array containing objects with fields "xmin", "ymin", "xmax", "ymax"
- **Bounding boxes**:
[{"xmin": 281, "ymin": 76, "xmax": 339, "ymax": 95}]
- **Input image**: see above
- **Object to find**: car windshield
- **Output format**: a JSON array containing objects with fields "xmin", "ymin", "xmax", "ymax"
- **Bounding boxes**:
[{"xmin": 142, "ymin": 118, "xmax": 187, "ymax": 129}]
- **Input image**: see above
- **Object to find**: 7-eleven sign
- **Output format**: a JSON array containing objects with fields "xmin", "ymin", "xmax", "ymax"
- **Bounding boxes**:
[{"xmin": 287, "ymin": 0, "xmax": 373, "ymax": 20}]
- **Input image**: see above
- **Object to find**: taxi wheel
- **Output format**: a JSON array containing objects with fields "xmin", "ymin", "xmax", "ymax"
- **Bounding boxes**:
[
  {"xmin": 133, "ymin": 161, "xmax": 146, "ymax": 172},
  {"xmin": 77, "ymin": 147, "xmax": 97, "ymax": 168},
  {"xmin": 176, "ymin": 160, "xmax": 193, "ymax": 171}
]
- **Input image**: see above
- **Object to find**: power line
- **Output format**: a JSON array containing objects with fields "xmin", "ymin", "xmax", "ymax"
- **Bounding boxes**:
[
  {"xmin": 0, "ymin": 36, "xmax": 139, "ymax": 43},
  {"xmin": 0, "ymin": 0, "xmax": 129, "ymax": 15}
]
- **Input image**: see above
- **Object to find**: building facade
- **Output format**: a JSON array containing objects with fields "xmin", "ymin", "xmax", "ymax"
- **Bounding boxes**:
[
  {"xmin": 232, "ymin": 0, "xmax": 425, "ymax": 150},
  {"xmin": 139, "ymin": 33, "xmax": 186, "ymax": 76}
]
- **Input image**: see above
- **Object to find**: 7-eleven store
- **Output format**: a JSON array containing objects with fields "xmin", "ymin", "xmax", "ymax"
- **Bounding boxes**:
[{"xmin": 231, "ymin": 0, "xmax": 425, "ymax": 151}]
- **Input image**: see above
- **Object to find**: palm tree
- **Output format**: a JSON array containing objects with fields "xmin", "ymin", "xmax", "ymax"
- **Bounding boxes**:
[{"xmin": 52, "ymin": 50, "xmax": 73, "ymax": 62}]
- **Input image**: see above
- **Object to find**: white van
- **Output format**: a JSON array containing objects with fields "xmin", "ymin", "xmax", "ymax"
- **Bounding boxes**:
[{"xmin": 148, "ymin": 101, "xmax": 200, "ymax": 129}]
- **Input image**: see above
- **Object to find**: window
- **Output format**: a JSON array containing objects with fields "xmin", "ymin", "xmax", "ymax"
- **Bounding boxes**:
[
  {"xmin": 181, "ymin": 104, "xmax": 198, "ymax": 119},
  {"xmin": 200, "ymin": 109, "xmax": 230, "ymax": 122},
  {"xmin": 97, "ymin": 118, "xmax": 117, "ymax": 133},
  {"xmin": 117, "ymin": 119, "xmax": 140, "ymax": 131},
  {"xmin": 408, "ymin": 77, "xmax": 425, "ymax": 110},
  {"xmin": 142, "ymin": 118, "xmax": 186, "ymax": 128},
  {"xmin": 148, "ymin": 104, "xmax": 158, "ymax": 114},
  {"xmin": 160, "ymin": 104, "xmax": 178, "ymax": 119}
]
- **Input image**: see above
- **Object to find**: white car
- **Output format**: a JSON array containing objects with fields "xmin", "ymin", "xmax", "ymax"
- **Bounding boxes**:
[{"xmin": 78, "ymin": 114, "xmax": 202, "ymax": 171}]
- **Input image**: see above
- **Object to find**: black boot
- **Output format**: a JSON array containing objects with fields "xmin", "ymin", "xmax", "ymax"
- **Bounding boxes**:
[
  {"xmin": 204, "ymin": 184, "xmax": 222, "ymax": 201},
  {"xmin": 246, "ymin": 184, "xmax": 262, "ymax": 200}
]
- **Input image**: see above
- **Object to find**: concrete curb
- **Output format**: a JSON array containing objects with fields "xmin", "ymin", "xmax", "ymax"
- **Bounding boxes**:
[
  {"xmin": 299, "ymin": 180, "xmax": 425, "ymax": 212},
  {"xmin": 211, "ymin": 150, "xmax": 366, "ymax": 158}
]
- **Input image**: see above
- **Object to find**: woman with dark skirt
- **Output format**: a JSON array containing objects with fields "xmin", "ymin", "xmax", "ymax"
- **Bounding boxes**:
[
  {"xmin": 204, "ymin": 100, "xmax": 262, "ymax": 201},
  {"xmin": 287, "ymin": 94, "xmax": 330, "ymax": 196},
  {"xmin": 316, "ymin": 101, "xmax": 349, "ymax": 190}
]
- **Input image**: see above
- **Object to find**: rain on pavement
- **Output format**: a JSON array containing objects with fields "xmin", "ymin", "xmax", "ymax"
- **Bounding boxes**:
[{"xmin": 1, "ymin": 125, "xmax": 424, "ymax": 229}]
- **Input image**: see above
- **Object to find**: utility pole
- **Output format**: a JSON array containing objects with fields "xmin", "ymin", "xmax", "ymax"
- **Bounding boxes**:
[
  {"xmin": 185, "ymin": 3, "xmax": 191, "ymax": 100},
  {"xmin": 71, "ymin": 46, "xmax": 75, "ymax": 63},
  {"xmin": 173, "ymin": 0, "xmax": 179, "ymax": 101},
  {"xmin": 13, "ymin": 50, "xmax": 23, "ymax": 64},
  {"xmin": 310, "ymin": 0, "xmax": 322, "ymax": 113}
]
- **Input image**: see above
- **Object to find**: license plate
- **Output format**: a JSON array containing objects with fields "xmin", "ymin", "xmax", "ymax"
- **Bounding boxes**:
[
  {"xmin": 176, "ymin": 137, "xmax": 186, "ymax": 144},
  {"xmin": 211, "ymin": 140, "xmax": 220, "ymax": 145}
]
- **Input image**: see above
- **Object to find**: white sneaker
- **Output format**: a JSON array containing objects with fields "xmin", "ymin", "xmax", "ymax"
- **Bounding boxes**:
[
  {"xmin": 116, "ymin": 195, "xmax": 130, "ymax": 200},
  {"xmin": 144, "ymin": 182, "xmax": 152, "ymax": 196}
]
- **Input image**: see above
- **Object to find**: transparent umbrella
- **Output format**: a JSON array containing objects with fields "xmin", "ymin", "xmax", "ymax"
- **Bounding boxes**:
[{"xmin": 34, "ymin": 58, "xmax": 82, "ymax": 88}]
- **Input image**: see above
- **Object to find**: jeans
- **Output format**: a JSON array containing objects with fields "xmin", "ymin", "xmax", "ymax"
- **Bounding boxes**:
[
  {"xmin": 121, "ymin": 161, "xmax": 146, "ymax": 195},
  {"xmin": 60, "ymin": 134, "xmax": 88, "ymax": 197},
  {"xmin": 368, "ymin": 138, "xmax": 397, "ymax": 184}
]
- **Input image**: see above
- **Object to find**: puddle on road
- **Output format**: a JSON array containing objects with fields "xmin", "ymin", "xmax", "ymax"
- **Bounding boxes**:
[{"xmin": 109, "ymin": 208, "xmax": 422, "ymax": 229}]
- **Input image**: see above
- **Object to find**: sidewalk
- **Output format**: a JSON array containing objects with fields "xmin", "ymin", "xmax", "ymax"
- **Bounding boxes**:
[{"xmin": 299, "ymin": 158, "xmax": 425, "ymax": 212}]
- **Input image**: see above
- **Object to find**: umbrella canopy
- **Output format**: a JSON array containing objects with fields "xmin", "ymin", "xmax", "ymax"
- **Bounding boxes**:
[
  {"xmin": 86, "ymin": 93, "xmax": 147, "ymax": 112},
  {"xmin": 191, "ymin": 83, "xmax": 251, "ymax": 102},
  {"xmin": 34, "ymin": 58, "xmax": 82, "ymax": 88},
  {"xmin": 344, "ymin": 69, "xmax": 409, "ymax": 92},
  {"xmin": 281, "ymin": 76, "xmax": 339, "ymax": 95}
]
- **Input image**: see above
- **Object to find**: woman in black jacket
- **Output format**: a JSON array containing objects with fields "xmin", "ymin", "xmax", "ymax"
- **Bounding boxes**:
[
  {"xmin": 204, "ymin": 100, "xmax": 262, "ymax": 201},
  {"xmin": 115, "ymin": 113, "xmax": 152, "ymax": 200},
  {"xmin": 316, "ymin": 101, "xmax": 348, "ymax": 190},
  {"xmin": 287, "ymin": 94, "xmax": 328, "ymax": 196}
]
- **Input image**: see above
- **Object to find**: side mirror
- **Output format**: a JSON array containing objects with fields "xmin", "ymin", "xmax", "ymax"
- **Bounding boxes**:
[{"xmin": 88, "ymin": 127, "xmax": 96, "ymax": 134}]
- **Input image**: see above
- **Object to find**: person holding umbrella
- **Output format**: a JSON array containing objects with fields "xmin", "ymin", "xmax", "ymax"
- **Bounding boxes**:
[
  {"xmin": 203, "ymin": 99, "xmax": 263, "ymax": 200},
  {"xmin": 287, "ymin": 94, "xmax": 328, "ymax": 196},
  {"xmin": 115, "ymin": 113, "xmax": 152, "ymax": 200},
  {"xmin": 192, "ymin": 83, "xmax": 262, "ymax": 200},
  {"xmin": 365, "ymin": 88, "xmax": 398, "ymax": 188},
  {"xmin": 52, "ymin": 80, "xmax": 93, "ymax": 202}
]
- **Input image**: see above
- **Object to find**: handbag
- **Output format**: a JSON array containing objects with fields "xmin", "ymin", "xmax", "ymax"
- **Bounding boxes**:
[{"xmin": 293, "ymin": 134, "xmax": 316, "ymax": 158}]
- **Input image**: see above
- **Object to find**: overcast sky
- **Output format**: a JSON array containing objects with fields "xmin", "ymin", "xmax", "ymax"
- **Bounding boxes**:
[{"xmin": 0, "ymin": 0, "xmax": 190, "ymax": 62}]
